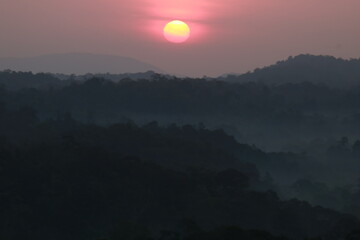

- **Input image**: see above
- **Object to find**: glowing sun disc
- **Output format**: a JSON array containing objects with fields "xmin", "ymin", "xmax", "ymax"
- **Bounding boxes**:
[{"xmin": 163, "ymin": 20, "xmax": 191, "ymax": 43}]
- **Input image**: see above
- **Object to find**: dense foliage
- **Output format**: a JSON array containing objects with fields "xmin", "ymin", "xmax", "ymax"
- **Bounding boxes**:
[
  {"xmin": 2, "ymin": 55, "xmax": 360, "ymax": 239},
  {"xmin": 0, "ymin": 106, "xmax": 359, "ymax": 240}
]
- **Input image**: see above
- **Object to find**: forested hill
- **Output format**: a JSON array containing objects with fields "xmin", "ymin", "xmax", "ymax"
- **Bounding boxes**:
[
  {"xmin": 0, "ymin": 70, "xmax": 65, "ymax": 90},
  {"xmin": 0, "ymin": 70, "xmax": 163, "ymax": 91},
  {"xmin": 2, "ymin": 54, "xmax": 360, "ymax": 91},
  {"xmin": 2, "ymin": 65, "xmax": 360, "ymax": 239},
  {"xmin": 0, "ymin": 105, "xmax": 359, "ymax": 240},
  {"xmin": 222, "ymin": 54, "xmax": 360, "ymax": 87}
]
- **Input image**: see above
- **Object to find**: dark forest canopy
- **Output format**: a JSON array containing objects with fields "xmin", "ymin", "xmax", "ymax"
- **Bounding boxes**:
[
  {"xmin": 2, "ymin": 74, "xmax": 360, "ymax": 141},
  {"xmin": 2, "ymin": 74, "xmax": 360, "ymax": 117},
  {"xmin": 2, "ymin": 56, "xmax": 360, "ymax": 240},
  {"xmin": 0, "ymin": 105, "xmax": 359, "ymax": 240}
]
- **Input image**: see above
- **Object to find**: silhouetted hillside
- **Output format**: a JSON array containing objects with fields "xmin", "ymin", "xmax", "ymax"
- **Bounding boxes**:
[
  {"xmin": 222, "ymin": 54, "xmax": 360, "ymax": 87},
  {"xmin": 0, "ymin": 105, "xmax": 358, "ymax": 240},
  {"xmin": 0, "ymin": 70, "xmax": 168, "ymax": 91},
  {"xmin": 3, "ymin": 60, "xmax": 360, "ymax": 240},
  {"xmin": 3, "ymin": 75, "xmax": 360, "ymax": 152},
  {"xmin": 0, "ymin": 70, "xmax": 69, "ymax": 90}
]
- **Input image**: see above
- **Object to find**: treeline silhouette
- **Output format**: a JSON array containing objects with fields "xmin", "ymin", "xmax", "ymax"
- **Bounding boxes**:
[
  {"xmin": 0, "ymin": 104, "xmax": 359, "ymax": 240},
  {"xmin": 222, "ymin": 54, "xmax": 360, "ymax": 88},
  {"xmin": 2, "ymin": 73, "xmax": 360, "ymax": 124},
  {"xmin": 2, "ymin": 54, "xmax": 360, "ymax": 90},
  {"xmin": 0, "ymin": 70, "xmax": 68, "ymax": 90},
  {"xmin": 3, "ymin": 70, "xmax": 360, "ymax": 154}
]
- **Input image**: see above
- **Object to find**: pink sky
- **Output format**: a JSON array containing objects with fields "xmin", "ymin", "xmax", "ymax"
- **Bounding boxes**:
[{"xmin": 0, "ymin": 0, "xmax": 360, "ymax": 76}]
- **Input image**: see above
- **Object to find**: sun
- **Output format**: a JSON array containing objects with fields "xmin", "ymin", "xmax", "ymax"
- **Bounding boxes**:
[{"xmin": 163, "ymin": 20, "xmax": 191, "ymax": 43}]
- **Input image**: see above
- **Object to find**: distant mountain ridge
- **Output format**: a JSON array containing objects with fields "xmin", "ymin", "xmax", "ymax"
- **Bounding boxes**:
[
  {"xmin": 2, "ymin": 54, "xmax": 360, "ymax": 90},
  {"xmin": 222, "ymin": 54, "xmax": 360, "ymax": 87},
  {"xmin": 0, "ymin": 53, "xmax": 162, "ymax": 75}
]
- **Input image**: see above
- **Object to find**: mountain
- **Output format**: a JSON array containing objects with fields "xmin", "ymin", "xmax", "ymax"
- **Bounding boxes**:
[
  {"xmin": 0, "ymin": 53, "xmax": 162, "ymax": 75},
  {"xmin": 221, "ymin": 54, "xmax": 360, "ymax": 87}
]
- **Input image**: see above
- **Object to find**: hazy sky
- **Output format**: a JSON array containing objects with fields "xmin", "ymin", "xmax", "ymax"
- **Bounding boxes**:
[{"xmin": 1, "ymin": 0, "xmax": 360, "ymax": 76}]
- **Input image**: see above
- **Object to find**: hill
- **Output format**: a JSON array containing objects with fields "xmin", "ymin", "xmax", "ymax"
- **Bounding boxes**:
[
  {"xmin": 222, "ymin": 54, "xmax": 360, "ymax": 87},
  {"xmin": 0, "ymin": 105, "xmax": 358, "ymax": 240}
]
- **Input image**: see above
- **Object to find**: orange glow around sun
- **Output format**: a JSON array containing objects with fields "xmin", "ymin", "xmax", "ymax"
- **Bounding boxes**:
[
  {"xmin": 163, "ymin": 20, "xmax": 191, "ymax": 43},
  {"xmin": 140, "ymin": 0, "xmax": 209, "ymax": 44}
]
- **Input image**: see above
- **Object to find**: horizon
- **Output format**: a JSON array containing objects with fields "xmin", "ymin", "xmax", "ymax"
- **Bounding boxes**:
[
  {"xmin": 1, "ymin": 0, "xmax": 360, "ymax": 76},
  {"xmin": 1, "ymin": 52, "xmax": 360, "ymax": 78}
]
